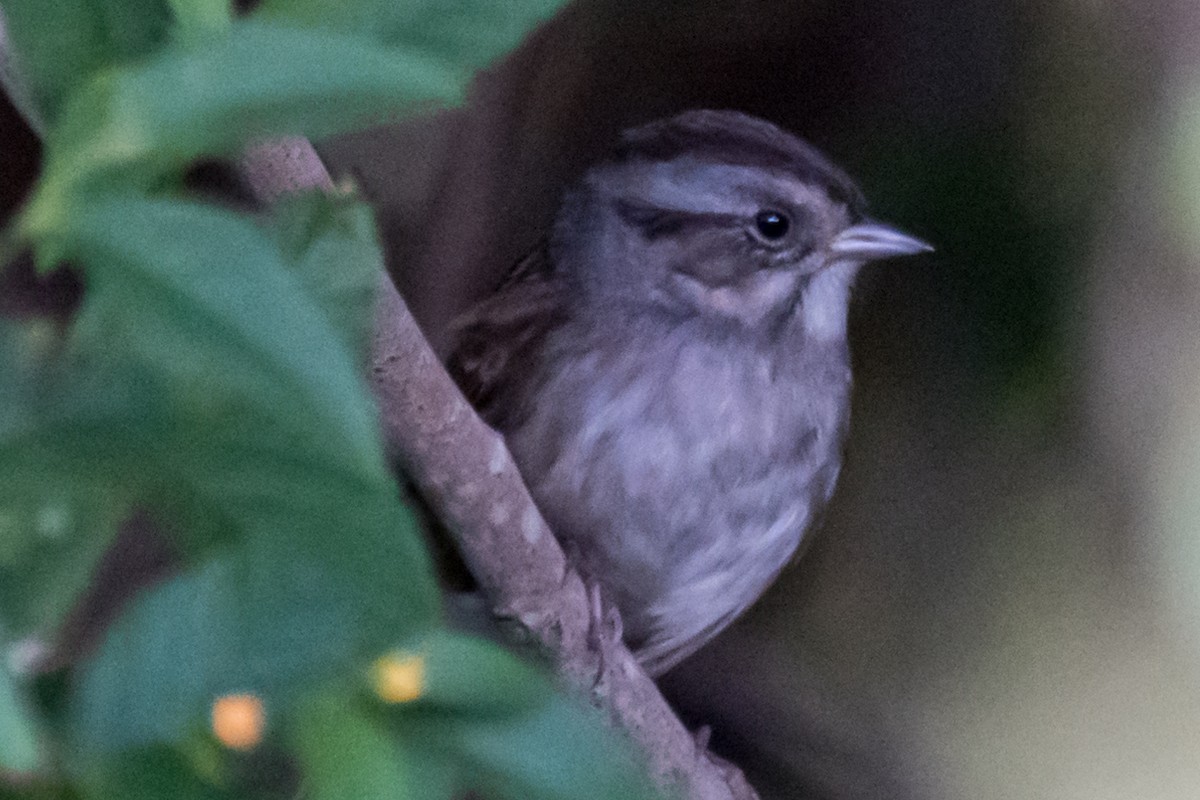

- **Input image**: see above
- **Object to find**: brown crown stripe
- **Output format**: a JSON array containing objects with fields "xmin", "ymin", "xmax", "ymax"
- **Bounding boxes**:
[{"xmin": 612, "ymin": 109, "xmax": 867, "ymax": 215}]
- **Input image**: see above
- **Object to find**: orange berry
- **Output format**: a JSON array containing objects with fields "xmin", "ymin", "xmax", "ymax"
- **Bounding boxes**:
[{"xmin": 211, "ymin": 693, "xmax": 265, "ymax": 751}]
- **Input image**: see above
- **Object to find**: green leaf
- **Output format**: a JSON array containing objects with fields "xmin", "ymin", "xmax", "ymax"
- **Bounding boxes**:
[
  {"xmin": 416, "ymin": 631, "xmax": 546, "ymax": 718},
  {"xmin": 0, "ymin": 321, "xmax": 137, "ymax": 636},
  {"xmin": 0, "ymin": 0, "xmax": 173, "ymax": 125},
  {"xmin": 0, "ymin": 658, "xmax": 42, "ymax": 773},
  {"xmin": 86, "ymin": 746, "xmax": 233, "ymax": 800},
  {"xmin": 58, "ymin": 196, "xmax": 437, "ymax": 620},
  {"xmin": 256, "ymin": 0, "xmax": 567, "ymax": 73},
  {"xmin": 66, "ymin": 197, "xmax": 383, "ymax": 484},
  {"xmin": 0, "ymin": 484, "xmax": 124, "ymax": 637},
  {"xmin": 384, "ymin": 691, "xmax": 661, "ymax": 800},
  {"xmin": 166, "ymin": 0, "xmax": 233, "ymax": 43},
  {"xmin": 72, "ymin": 544, "xmax": 358, "ymax": 756},
  {"xmin": 449, "ymin": 696, "xmax": 661, "ymax": 800},
  {"xmin": 291, "ymin": 693, "xmax": 449, "ymax": 800},
  {"xmin": 269, "ymin": 190, "xmax": 382, "ymax": 360},
  {"xmin": 60, "ymin": 196, "xmax": 437, "ymax": 756},
  {"xmin": 25, "ymin": 20, "xmax": 463, "ymax": 239},
  {"xmin": 378, "ymin": 636, "xmax": 660, "ymax": 800},
  {"xmin": 70, "ymin": 504, "xmax": 438, "ymax": 756}
]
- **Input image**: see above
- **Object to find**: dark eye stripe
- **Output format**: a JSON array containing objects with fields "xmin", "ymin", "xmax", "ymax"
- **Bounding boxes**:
[
  {"xmin": 615, "ymin": 199, "xmax": 739, "ymax": 241},
  {"xmin": 615, "ymin": 200, "xmax": 688, "ymax": 238}
]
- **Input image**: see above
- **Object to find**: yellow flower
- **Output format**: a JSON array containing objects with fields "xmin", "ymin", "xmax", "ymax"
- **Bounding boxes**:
[{"xmin": 371, "ymin": 651, "xmax": 426, "ymax": 704}]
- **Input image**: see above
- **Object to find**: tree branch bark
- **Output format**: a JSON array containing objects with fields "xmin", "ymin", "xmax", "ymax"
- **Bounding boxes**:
[{"xmin": 235, "ymin": 136, "xmax": 757, "ymax": 800}]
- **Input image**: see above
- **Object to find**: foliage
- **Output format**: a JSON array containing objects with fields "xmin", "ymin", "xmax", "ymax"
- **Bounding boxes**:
[{"xmin": 0, "ymin": 0, "xmax": 657, "ymax": 797}]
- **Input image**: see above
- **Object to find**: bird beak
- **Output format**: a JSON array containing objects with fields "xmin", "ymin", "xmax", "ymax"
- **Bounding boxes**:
[{"xmin": 829, "ymin": 221, "xmax": 933, "ymax": 262}]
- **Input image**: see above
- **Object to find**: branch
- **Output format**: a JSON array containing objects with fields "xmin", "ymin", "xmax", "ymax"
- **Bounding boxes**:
[{"xmin": 235, "ymin": 137, "xmax": 758, "ymax": 800}]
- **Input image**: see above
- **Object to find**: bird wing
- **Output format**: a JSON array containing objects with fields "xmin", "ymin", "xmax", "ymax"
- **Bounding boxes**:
[{"xmin": 445, "ymin": 241, "xmax": 570, "ymax": 431}]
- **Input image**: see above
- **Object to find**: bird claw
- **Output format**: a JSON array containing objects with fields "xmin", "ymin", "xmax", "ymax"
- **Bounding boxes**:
[{"xmin": 582, "ymin": 575, "xmax": 625, "ymax": 689}]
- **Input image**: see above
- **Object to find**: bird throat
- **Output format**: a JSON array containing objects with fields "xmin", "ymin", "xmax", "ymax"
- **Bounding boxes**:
[{"xmin": 800, "ymin": 261, "xmax": 859, "ymax": 341}]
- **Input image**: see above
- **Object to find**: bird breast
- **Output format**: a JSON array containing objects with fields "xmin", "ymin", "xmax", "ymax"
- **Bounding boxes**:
[{"xmin": 505, "ymin": 317, "xmax": 852, "ymax": 672}]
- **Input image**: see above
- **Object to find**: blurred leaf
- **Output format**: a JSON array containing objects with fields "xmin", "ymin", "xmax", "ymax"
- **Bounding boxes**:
[
  {"xmin": 64, "ymin": 197, "xmax": 383, "ymax": 481},
  {"xmin": 268, "ymin": 190, "xmax": 382, "ymax": 359},
  {"xmin": 0, "ymin": 0, "xmax": 173, "ymax": 125},
  {"xmin": 0, "ymin": 323, "xmax": 140, "ymax": 636},
  {"xmin": 0, "ymin": 485, "xmax": 123, "ymax": 637},
  {"xmin": 60, "ymin": 196, "xmax": 436, "ymax": 756},
  {"xmin": 0, "ymin": 658, "xmax": 41, "ymax": 773},
  {"xmin": 366, "ymin": 629, "xmax": 659, "ymax": 800},
  {"xmin": 86, "ymin": 746, "xmax": 232, "ymax": 800},
  {"xmin": 166, "ymin": 0, "xmax": 233, "ymax": 42},
  {"xmin": 380, "ymin": 645, "xmax": 660, "ymax": 800},
  {"xmin": 71, "ymin": 544, "xmax": 358, "ymax": 756},
  {"xmin": 0, "ymin": 383, "xmax": 136, "ymax": 636},
  {"xmin": 415, "ymin": 630, "xmax": 546, "ymax": 717},
  {"xmin": 448, "ymin": 697, "xmax": 661, "ymax": 800},
  {"xmin": 256, "ymin": 0, "xmax": 565, "ymax": 73},
  {"xmin": 25, "ymin": 20, "xmax": 461, "ymax": 242},
  {"xmin": 291, "ymin": 692, "xmax": 444, "ymax": 800},
  {"xmin": 59, "ymin": 197, "xmax": 437, "ymax": 622}
]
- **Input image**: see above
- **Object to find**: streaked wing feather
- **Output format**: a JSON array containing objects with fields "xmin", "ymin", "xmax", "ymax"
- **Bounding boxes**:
[{"xmin": 446, "ymin": 242, "xmax": 568, "ymax": 431}]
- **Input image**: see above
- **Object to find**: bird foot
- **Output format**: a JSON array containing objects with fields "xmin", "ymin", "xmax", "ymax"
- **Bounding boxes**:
[{"xmin": 582, "ymin": 575, "xmax": 625, "ymax": 689}]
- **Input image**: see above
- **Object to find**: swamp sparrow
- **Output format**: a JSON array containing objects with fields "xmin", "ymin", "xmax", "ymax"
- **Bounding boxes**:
[{"xmin": 448, "ymin": 110, "xmax": 930, "ymax": 674}]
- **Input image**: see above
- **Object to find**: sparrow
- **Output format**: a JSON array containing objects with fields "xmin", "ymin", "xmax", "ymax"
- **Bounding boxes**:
[{"xmin": 447, "ymin": 109, "xmax": 930, "ymax": 675}]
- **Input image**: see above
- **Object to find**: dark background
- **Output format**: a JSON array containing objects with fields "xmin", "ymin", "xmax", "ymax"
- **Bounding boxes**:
[{"xmin": 6, "ymin": 2, "xmax": 1200, "ymax": 799}]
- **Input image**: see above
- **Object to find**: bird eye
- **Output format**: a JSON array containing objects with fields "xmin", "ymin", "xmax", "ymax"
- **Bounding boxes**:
[{"xmin": 754, "ymin": 210, "xmax": 790, "ymax": 241}]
